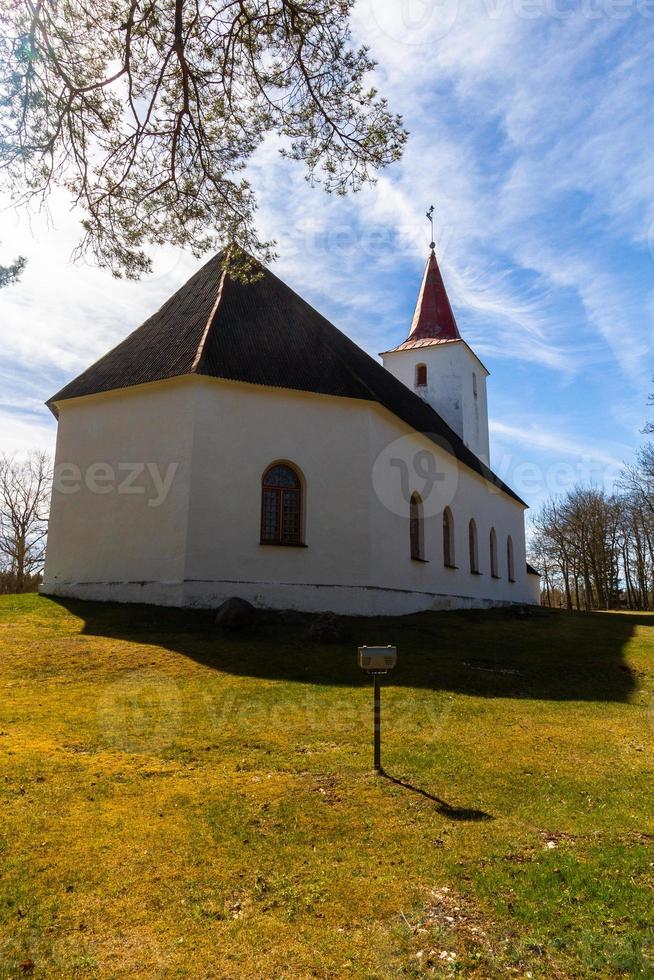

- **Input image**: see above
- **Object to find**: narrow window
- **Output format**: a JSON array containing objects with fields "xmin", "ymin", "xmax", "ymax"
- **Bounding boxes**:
[
  {"xmin": 416, "ymin": 363, "xmax": 427, "ymax": 387},
  {"xmin": 410, "ymin": 493, "xmax": 424, "ymax": 560},
  {"xmin": 490, "ymin": 527, "xmax": 499, "ymax": 578},
  {"xmin": 473, "ymin": 372, "xmax": 478, "ymax": 398},
  {"xmin": 469, "ymin": 519, "xmax": 479, "ymax": 573},
  {"xmin": 261, "ymin": 464, "xmax": 303, "ymax": 545},
  {"xmin": 443, "ymin": 507, "xmax": 455, "ymax": 567},
  {"xmin": 507, "ymin": 535, "xmax": 515, "ymax": 582}
]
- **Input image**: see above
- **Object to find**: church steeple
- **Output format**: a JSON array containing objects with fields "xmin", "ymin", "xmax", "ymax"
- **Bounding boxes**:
[
  {"xmin": 380, "ymin": 233, "xmax": 491, "ymax": 465},
  {"xmin": 406, "ymin": 248, "xmax": 461, "ymax": 343}
]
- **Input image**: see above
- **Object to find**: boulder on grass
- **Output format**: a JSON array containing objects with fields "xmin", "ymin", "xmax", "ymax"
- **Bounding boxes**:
[
  {"xmin": 275, "ymin": 609, "xmax": 307, "ymax": 626},
  {"xmin": 307, "ymin": 612, "xmax": 349, "ymax": 644},
  {"xmin": 251, "ymin": 607, "xmax": 306, "ymax": 627},
  {"xmin": 214, "ymin": 597, "xmax": 257, "ymax": 630}
]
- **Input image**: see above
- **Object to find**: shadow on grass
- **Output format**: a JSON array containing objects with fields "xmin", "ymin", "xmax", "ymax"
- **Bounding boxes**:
[
  {"xmin": 47, "ymin": 597, "xmax": 650, "ymax": 703},
  {"xmin": 379, "ymin": 770, "xmax": 494, "ymax": 821}
]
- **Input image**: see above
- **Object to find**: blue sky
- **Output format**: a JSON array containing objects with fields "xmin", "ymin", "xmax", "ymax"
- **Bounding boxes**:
[{"xmin": 1, "ymin": 0, "xmax": 653, "ymax": 517}]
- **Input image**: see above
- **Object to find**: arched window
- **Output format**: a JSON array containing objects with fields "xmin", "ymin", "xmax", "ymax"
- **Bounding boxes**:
[
  {"xmin": 416, "ymin": 363, "xmax": 427, "ymax": 387},
  {"xmin": 469, "ymin": 519, "xmax": 479, "ymax": 573},
  {"xmin": 507, "ymin": 535, "xmax": 515, "ymax": 582},
  {"xmin": 490, "ymin": 527, "xmax": 499, "ymax": 578},
  {"xmin": 473, "ymin": 372, "xmax": 478, "ymax": 399},
  {"xmin": 410, "ymin": 493, "xmax": 424, "ymax": 560},
  {"xmin": 443, "ymin": 507, "xmax": 455, "ymax": 567},
  {"xmin": 261, "ymin": 463, "xmax": 303, "ymax": 545}
]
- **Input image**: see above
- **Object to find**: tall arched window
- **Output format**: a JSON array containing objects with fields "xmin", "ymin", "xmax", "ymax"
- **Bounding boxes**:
[
  {"xmin": 410, "ymin": 493, "xmax": 424, "ymax": 560},
  {"xmin": 469, "ymin": 519, "xmax": 479, "ymax": 573},
  {"xmin": 416, "ymin": 363, "xmax": 427, "ymax": 387},
  {"xmin": 490, "ymin": 527, "xmax": 499, "ymax": 578},
  {"xmin": 507, "ymin": 535, "xmax": 515, "ymax": 582},
  {"xmin": 443, "ymin": 507, "xmax": 455, "ymax": 567},
  {"xmin": 473, "ymin": 372, "xmax": 478, "ymax": 399},
  {"xmin": 261, "ymin": 463, "xmax": 303, "ymax": 545}
]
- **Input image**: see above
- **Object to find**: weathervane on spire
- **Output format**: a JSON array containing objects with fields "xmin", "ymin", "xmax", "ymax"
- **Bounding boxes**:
[{"xmin": 426, "ymin": 204, "xmax": 436, "ymax": 250}]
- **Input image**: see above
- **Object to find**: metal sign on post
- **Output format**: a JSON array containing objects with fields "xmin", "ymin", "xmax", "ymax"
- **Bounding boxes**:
[{"xmin": 358, "ymin": 646, "xmax": 397, "ymax": 773}]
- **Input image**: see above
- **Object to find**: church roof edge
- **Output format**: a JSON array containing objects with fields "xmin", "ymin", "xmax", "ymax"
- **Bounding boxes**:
[{"xmin": 47, "ymin": 248, "xmax": 523, "ymax": 506}]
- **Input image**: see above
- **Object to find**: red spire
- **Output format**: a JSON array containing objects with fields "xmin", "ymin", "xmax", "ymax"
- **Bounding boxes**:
[{"xmin": 406, "ymin": 249, "xmax": 461, "ymax": 342}]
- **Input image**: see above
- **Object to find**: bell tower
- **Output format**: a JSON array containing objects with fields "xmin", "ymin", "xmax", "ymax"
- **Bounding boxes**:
[{"xmin": 381, "ymin": 244, "xmax": 490, "ymax": 465}]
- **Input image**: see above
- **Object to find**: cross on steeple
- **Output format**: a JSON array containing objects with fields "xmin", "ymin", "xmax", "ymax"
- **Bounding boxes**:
[{"xmin": 426, "ymin": 204, "xmax": 436, "ymax": 250}]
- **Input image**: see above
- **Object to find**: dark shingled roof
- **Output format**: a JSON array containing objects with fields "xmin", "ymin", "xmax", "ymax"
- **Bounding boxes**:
[{"xmin": 48, "ymin": 248, "xmax": 525, "ymax": 505}]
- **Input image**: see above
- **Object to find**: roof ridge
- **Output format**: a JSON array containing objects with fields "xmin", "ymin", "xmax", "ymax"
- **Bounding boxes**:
[
  {"xmin": 271, "ymin": 276, "xmax": 512, "ymax": 497},
  {"xmin": 205, "ymin": 257, "xmax": 380, "ymax": 403},
  {"xmin": 46, "ymin": 248, "xmax": 524, "ymax": 506},
  {"xmin": 191, "ymin": 254, "xmax": 229, "ymax": 374}
]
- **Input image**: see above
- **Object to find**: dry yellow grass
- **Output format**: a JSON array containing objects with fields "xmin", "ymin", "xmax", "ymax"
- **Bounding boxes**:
[{"xmin": 1, "ymin": 595, "xmax": 653, "ymax": 978}]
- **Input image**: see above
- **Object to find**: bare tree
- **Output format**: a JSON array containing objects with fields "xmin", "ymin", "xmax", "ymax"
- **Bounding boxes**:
[
  {"xmin": 0, "ymin": 1, "xmax": 407, "ymax": 279},
  {"xmin": 566, "ymin": 487, "xmax": 621, "ymax": 611},
  {"xmin": 531, "ymin": 487, "xmax": 624, "ymax": 611},
  {"xmin": 621, "ymin": 444, "xmax": 654, "ymax": 517},
  {"xmin": 0, "ymin": 452, "xmax": 51, "ymax": 593},
  {"xmin": 620, "ymin": 444, "xmax": 654, "ymax": 606},
  {"xmin": 532, "ymin": 497, "xmax": 575, "ymax": 609},
  {"xmin": 644, "ymin": 381, "xmax": 654, "ymax": 435},
  {"xmin": 617, "ymin": 493, "xmax": 652, "ymax": 610},
  {"xmin": 528, "ymin": 527, "xmax": 558, "ymax": 607}
]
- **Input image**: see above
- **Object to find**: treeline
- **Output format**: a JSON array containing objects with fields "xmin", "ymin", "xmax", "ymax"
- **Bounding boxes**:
[
  {"xmin": 0, "ymin": 570, "xmax": 43, "ymax": 595},
  {"xmin": 530, "ymin": 444, "xmax": 654, "ymax": 611},
  {"xmin": 0, "ymin": 452, "xmax": 51, "ymax": 594}
]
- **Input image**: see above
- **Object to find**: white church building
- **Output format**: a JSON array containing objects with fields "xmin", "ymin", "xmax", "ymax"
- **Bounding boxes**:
[{"xmin": 42, "ymin": 245, "xmax": 540, "ymax": 614}]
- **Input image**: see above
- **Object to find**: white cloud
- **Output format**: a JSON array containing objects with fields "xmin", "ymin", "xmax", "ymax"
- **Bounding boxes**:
[
  {"xmin": 490, "ymin": 418, "xmax": 625, "ymax": 468},
  {"xmin": 0, "ymin": 407, "xmax": 55, "ymax": 455},
  {"xmin": 1, "ymin": 0, "xmax": 652, "ymax": 480}
]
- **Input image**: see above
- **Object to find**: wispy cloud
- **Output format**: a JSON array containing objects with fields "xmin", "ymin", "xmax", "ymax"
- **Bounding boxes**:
[
  {"xmin": 490, "ymin": 418, "xmax": 625, "ymax": 469},
  {"xmin": 1, "ymin": 0, "xmax": 652, "ymax": 498}
]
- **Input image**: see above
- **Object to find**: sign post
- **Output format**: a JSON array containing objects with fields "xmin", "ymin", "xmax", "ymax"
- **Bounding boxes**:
[
  {"xmin": 358, "ymin": 646, "xmax": 397, "ymax": 773},
  {"xmin": 373, "ymin": 673, "xmax": 382, "ymax": 771}
]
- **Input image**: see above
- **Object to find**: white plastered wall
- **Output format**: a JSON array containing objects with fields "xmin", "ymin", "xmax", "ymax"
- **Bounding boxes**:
[
  {"xmin": 363, "ymin": 403, "xmax": 531, "ymax": 610},
  {"xmin": 42, "ymin": 375, "xmax": 537, "ymax": 613},
  {"xmin": 42, "ymin": 379, "xmax": 195, "ymax": 605},
  {"xmin": 182, "ymin": 377, "xmax": 372, "ymax": 609},
  {"xmin": 183, "ymin": 376, "xmax": 533, "ymax": 611},
  {"xmin": 382, "ymin": 342, "xmax": 490, "ymax": 465}
]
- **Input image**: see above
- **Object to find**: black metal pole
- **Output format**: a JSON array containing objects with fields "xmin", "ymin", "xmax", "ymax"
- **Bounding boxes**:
[{"xmin": 373, "ymin": 674, "xmax": 381, "ymax": 772}]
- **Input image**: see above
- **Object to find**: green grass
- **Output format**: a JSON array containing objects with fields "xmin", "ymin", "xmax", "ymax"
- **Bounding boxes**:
[{"xmin": 1, "ymin": 595, "xmax": 653, "ymax": 978}]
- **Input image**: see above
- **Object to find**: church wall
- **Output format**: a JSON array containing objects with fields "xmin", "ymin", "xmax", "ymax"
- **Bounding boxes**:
[
  {"xmin": 42, "ymin": 380, "xmax": 195, "ymax": 603},
  {"xmin": 181, "ymin": 377, "xmax": 534, "ymax": 612},
  {"xmin": 363, "ymin": 404, "xmax": 533, "ymax": 607},
  {"xmin": 42, "ymin": 375, "xmax": 537, "ymax": 613},
  {"xmin": 526, "ymin": 573, "xmax": 542, "ymax": 605},
  {"xmin": 182, "ymin": 378, "xmax": 373, "ymax": 606},
  {"xmin": 382, "ymin": 343, "xmax": 490, "ymax": 464}
]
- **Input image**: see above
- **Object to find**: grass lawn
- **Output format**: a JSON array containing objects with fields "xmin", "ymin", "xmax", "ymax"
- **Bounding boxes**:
[{"xmin": 1, "ymin": 595, "xmax": 653, "ymax": 978}]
